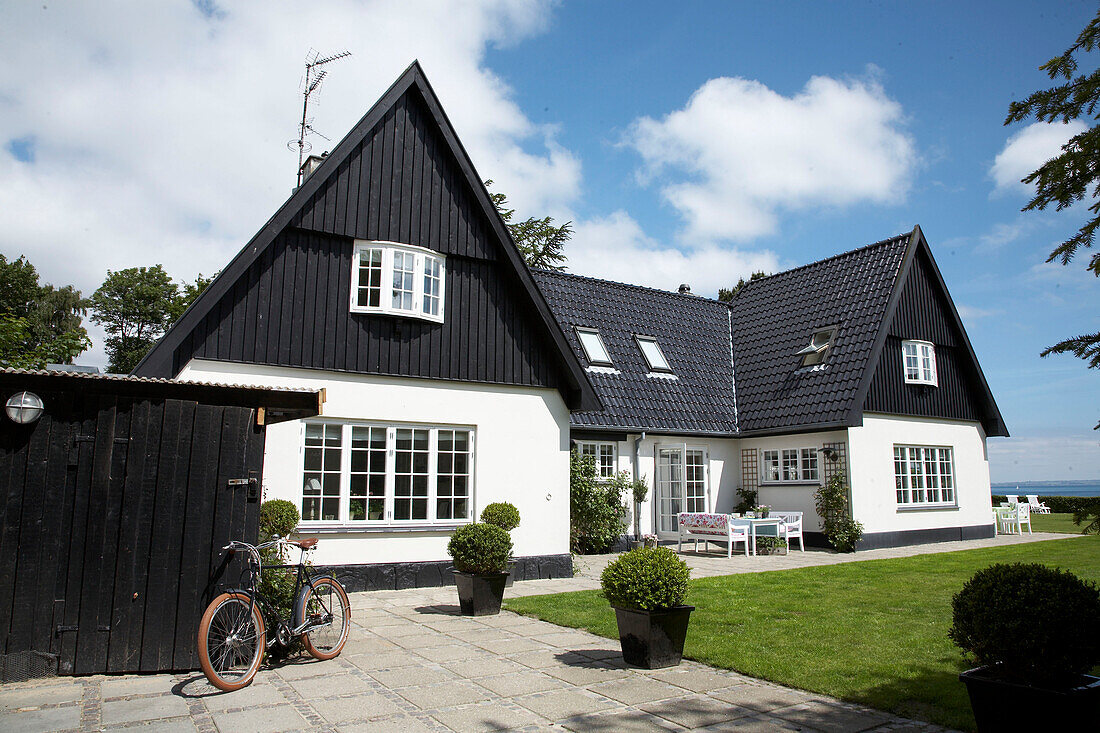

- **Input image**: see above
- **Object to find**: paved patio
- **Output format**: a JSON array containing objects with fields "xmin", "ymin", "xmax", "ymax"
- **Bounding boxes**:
[{"xmin": 0, "ymin": 532, "xmax": 1074, "ymax": 732}]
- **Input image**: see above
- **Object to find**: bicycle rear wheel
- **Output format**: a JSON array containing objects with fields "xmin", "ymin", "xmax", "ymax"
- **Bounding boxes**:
[
  {"xmin": 198, "ymin": 591, "xmax": 266, "ymax": 691},
  {"xmin": 295, "ymin": 576, "xmax": 350, "ymax": 660}
]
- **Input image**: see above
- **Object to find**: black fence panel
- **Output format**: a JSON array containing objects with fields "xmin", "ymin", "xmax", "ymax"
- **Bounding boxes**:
[{"xmin": 0, "ymin": 387, "xmax": 265, "ymax": 676}]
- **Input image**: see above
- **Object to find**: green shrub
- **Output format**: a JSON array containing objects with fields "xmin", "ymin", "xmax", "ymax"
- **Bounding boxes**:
[
  {"xmin": 447, "ymin": 523, "xmax": 512, "ymax": 574},
  {"xmin": 480, "ymin": 502, "xmax": 521, "ymax": 532},
  {"xmin": 949, "ymin": 562, "xmax": 1100, "ymax": 684},
  {"xmin": 734, "ymin": 487, "xmax": 758, "ymax": 514},
  {"xmin": 570, "ymin": 453, "xmax": 628, "ymax": 554},
  {"xmin": 600, "ymin": 547, "xmax": 690, "ymax": 611},
  {"xmin": 754, "ymin": 536, "xmax": 785, "ymax": 553},
  {"xmin": 814, "ymin": 473, "xmax": 863, "ymax": 552},
  {"xmin": 632, "ymin": 476, "xmax": 649, "ymax": 505},
  {"xmin": 257, "ymin": 499, "xmax": 303, "ymax": 627}
]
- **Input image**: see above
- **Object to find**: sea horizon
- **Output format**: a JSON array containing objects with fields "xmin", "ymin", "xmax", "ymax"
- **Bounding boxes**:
[{"xmin": 990, "ymin": 480, "xmax": 1100, "ymax": 498}]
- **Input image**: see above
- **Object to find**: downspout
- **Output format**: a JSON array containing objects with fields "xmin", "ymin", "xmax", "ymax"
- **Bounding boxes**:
[{"xmin": 632, "ymin": 431, "xmax": 646, "ymax": 540}]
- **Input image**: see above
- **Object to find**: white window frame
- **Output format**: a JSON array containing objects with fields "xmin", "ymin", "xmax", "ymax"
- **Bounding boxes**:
[
  {"xmin": 576, "ymin": 327, "xmax": 613, "ymax": 366},
  {"xmin": 575, "ymin": 441, "xmax": 618, "ymax": 480},
  {"xmin": 894, "ymin": 444, "xmax": 955, "ymax": 508},
  {"xmin": 350, "ymin": 241, "xmax": 446, "ymax": 323},
  {"xmin": 655, "ymin": 442, "xmax": 710, "ymax": 536},
  {"xmin": 760, "ymin": 447, "xmax": 820, "ymax": 484},
  {"xmin": 634, "ymin": 335, "xmax": 673, "ymax": 373},
  {"xmin": 797, "ymin": 327, "xmax": 836, "ymax": 367},
  {"xmin": 300, "ymin": 420, "xmax": 475, "ymax": 529},
  {"xmin": 902, "ymin": 339, "xmax": 937, "ymax": 386}
]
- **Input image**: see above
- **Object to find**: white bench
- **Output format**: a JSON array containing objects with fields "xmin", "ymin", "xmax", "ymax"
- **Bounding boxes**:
[{"xmin": 677, "ymin": 512, "xmax": 750, "ymax": 558}]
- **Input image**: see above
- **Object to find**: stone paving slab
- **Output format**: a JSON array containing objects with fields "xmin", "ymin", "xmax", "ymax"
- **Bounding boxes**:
[{"xmin": 0, "ymin": 532, "xmax": 1055, "ymax": 732}]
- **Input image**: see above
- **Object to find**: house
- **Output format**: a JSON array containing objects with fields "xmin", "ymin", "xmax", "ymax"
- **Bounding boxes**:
[{"xmin": 136, "ymin": 62, "xmax": 1007, "ymax": 589}]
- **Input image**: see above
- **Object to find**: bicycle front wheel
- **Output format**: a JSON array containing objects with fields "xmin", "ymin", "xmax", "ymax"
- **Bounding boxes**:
[
  {"xmin": 296, "ymin": 576, "xmax": 350, "ymax": 660},
  {"xmin": 198, "ymin": 591, "xmax": 266, "ymax": 691}
]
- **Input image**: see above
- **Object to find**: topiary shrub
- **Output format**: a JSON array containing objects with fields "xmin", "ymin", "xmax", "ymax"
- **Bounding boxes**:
[
  {"xmin": 257, "ymin": 499, "xmax": 303, "ymax": 627},
  {"xmin": 949, "ymin": 562, "xmax": 1100, "ymax": 685},
  {"xmin": 447, "ymin": 523, "xmax": 513, "ymax": 575},
  {"xmin": 600, "ymin": 547, "xmax": 690, "ymax": 611},
  {"xmin": 480, "ymin": 502, "xmax": 521, "ymax": 532}
]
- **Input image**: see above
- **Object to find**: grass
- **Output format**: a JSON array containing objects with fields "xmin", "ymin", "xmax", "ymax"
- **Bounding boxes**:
[
  {"xmin": 505, "ymin": 535, "xmax": 1100, "ymax": 731},
  {"xmin": 1030, "ymin": 511, "xmax": 1087, "ymax": 534}
]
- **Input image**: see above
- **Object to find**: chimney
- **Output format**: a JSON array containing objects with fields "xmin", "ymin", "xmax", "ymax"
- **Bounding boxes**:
[
  {"xmin": 678, "ymin": 283, "xmax": 692, "ymax": 295},
  {"xmin": 300, "ymin": 151, "xmax": 328, "ymax": 181}
]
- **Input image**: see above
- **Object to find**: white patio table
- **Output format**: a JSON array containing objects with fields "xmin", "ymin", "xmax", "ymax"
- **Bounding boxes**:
[{"xmin": 736, "ymin": 516, "xmax": 785, "ymax": 555}]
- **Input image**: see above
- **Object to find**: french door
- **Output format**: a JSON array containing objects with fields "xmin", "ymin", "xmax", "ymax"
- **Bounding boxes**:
[{"xmin": 655, "ymin": 445, "xmax": 708, "ymax": 537}]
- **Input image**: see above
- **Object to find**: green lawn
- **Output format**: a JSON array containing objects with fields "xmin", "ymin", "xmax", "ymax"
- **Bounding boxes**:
[
  {"xmin": 505, "ymin": 535, "xmax": 1100, "ymax": 732},
  {"xmin": 1030, "ymin": 511, "xmax": 1087, "ymax": 534}
]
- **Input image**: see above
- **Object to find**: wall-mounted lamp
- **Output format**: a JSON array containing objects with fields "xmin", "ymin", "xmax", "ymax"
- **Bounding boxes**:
[
  {"xmin": 5, "ymin": 391, "xmax": 45, "ymax": 424},
  {"xmin": 821, "ymin": 446, "xmax": 839, "ymax": 462}
]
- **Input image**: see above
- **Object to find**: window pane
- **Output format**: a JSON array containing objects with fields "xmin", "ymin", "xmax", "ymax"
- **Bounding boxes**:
[
  {"xmin": 686, "ymin": 449, "xmax": 706, "ymax": 512},
  {"xmin": 392, "ymin": 251, "xmax": 416, "ymax": 311},
  {"xmin": 762, "ymin": 450, "xmax": 779, "ymax": 482},
  {"xmin": 636, "ymin": 337, "xmax": 671, "ymax": 371},
  {"xmin": 349, "ymin": 426, "xmax": 386, "ymax": 522},
  {"xmin": 355, "ymin": 248, "xmax": 383, "ymax": 308},
  {"xmin": 394, "ymin": 428, "xmax": 430, "ymax": 521},
  {"xmin": 423, "ymin": 256, "xmax": 442, "ymax": 316},
  {"xmin": 436, "ymin": 429, "xmax": 472, "ymax": 521},
  {"xmin": 302, "ymin": 424, "xmax": 341, "ymax": 521},
  {"xmin": 782, "ymin": 449, "xmax": 798, "ymax": 481},
  {"xmin": 801, "ymin": 448, "xmax": 818, "ymax": 481},
  {"xmin": 577, "ymin": 329, "xmax": 611, "ymax": 364}
]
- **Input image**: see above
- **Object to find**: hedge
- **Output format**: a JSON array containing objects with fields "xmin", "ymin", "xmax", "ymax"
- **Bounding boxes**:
[{"xmin": 991, "ymin": 495, "xmax": 1100, "ymax": 515}]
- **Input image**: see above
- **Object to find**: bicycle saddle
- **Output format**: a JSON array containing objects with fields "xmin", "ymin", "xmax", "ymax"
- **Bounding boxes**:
[{"xmin": 292, "ymin": 537, "xmax": 318, "ymax": 550}]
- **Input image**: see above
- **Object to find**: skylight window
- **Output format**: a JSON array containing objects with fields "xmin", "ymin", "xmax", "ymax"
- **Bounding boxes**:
[
  {"xmin": 796, "ymin": 327, "xmax": 836, "ymax": 367},
  {"xmin": 576, "ymin": 327, "xmax": 612, "ymax": 366},
  {"xmin": 635, "ymin": 335, "xmax": 672, "ymax": 373}
]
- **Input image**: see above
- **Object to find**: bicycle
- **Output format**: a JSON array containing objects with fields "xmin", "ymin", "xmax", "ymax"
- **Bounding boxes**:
[{"xmin": 197, "ymin": 535, "xmax": 351, "ymax": 691}]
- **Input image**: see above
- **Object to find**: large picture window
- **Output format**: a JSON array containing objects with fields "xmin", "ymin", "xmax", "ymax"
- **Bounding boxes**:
[
  {"xmin": 301, "ymin": 421, "xmax": 473, "ymax": 525},
  {"xmin": 351, "ymin": 241, "xmax": 445, "ymax": 322},
  {"xmin": 894, "ymin": 445, "xmax": 954, "ymax": 506},
  {"xmin": 575, "ymin": 441, "xmax": 617, "ymax": 480},
  {"xmin": 761, "ymin": 448, "xmax": 819, "ymax": 483}
]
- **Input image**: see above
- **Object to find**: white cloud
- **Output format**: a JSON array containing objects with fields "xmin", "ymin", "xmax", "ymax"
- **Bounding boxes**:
[
  {"xmin": 990, "ymin": 121, "xmax": 1087, "ymax": 194},
  {"xmin": 566, "ymin": 211, "xmax": 780, "ymax": 298},
  {"xmin": 626, "ymin": 72, "xmax": 917, "ymax": 242},
  {"xmin": 0, "ymin": 1, "xmax": 576, "ymax": 365},
  {"xmin": 956, "ymin": 305, "xmax": 1001, "ymax": 320},
  {"xmin": 988, "ymin": 434, "xmax": 1100, "ymax": 483}
]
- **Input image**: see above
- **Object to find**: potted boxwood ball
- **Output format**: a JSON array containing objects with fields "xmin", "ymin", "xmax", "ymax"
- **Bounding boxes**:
[
  {"xmin": 949, "ymin": 562, "xmax": 1100, "ymax": 731},
  {"xmin": 480, "ymin": 502, "xmax": 521, "ymax": 587},
  {"xmin": 600, "ymin": 546, "xmax": 692, "ymax": 669},
  {"xmin": 447, "ymin": 522, "xmax": 513, "ymax": 616}
]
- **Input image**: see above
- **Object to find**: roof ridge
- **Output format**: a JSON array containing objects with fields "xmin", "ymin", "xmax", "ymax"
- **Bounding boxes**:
[
  {"xmin": 736, "ymin": 231, "xmax": 912, "ymax": 294},
  {"xmin": 532, "ymin": 267, "xmax": 729, "ymax": 306}
]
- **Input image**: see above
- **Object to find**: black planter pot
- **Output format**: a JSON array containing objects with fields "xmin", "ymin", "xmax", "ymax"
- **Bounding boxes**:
[
  {"xmin": 613, "ymin": 605, "xmax": 694, "ymax": 669},
  {"xmin": 454, "ymin": 571, "xmax": 509, "ymax": 616},
  {"xmin": 959, "ymin": 666, "xmax": 1100, "ymax": 731}
]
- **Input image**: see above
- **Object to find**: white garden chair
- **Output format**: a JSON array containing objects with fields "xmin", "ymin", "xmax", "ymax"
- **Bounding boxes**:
[
  {"xmin": 1026, "ymin": 495, "xmax": 1051, "ymax": 514},
  {"xmin": 996, "ymin": 505, "xmax": 1019, "ymax": 534},
  {"xmin": 1016, "ymin": 502, "xmax": 1033, "ymax": 534},
  {"xmin": 1006, "ymin": 494, "xmax": 1022, "ymax": 506},
  {"xmin": 771, "ymin": 511, "xmax": 805, "ymax": 552}
]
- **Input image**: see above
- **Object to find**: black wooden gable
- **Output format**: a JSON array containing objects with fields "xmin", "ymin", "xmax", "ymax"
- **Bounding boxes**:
[
  {"xmin": 135, "ymin": 62, "xmax": 598, "ymax": 411},
  {"xmin": 857, "ymin": 229, "xmax": 1008, "ymax": 436}
]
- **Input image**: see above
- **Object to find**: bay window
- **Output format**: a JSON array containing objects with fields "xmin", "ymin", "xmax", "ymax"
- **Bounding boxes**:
[
  {"xmin": 902, "ymin": 340, "xmax": 937, "ymax": 386},
  {"xmin": 351, "ymin": 241, "xmax": 445, "ymax": 322},
  {"xmin": 761, "ymin": 447, "xmax": 819, "ymax": 483},
  {"xmin": 302, "ymin": 421, "xmax": 473, "ymax": 525},
  {"xmin": 894, "ymin": 445, "xmax": 954, "ymax": 506}
]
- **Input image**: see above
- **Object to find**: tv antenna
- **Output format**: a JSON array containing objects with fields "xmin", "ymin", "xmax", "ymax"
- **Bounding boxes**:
[{"xmin": 289, "ymin": 49, "xmax": 351, "ymax": 186}]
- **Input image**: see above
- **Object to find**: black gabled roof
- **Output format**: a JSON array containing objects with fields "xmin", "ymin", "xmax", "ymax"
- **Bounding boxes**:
[
  {"xmin": 533, "ymin": 270, "xmax": 738, "ymax": 435},
  {"xmin": 133, "ymin": 61, "xmax": 599, "ymax": 411},
  {"xmin": 729, "ymin": 231, "xmax": 912, "ymax": 434}
]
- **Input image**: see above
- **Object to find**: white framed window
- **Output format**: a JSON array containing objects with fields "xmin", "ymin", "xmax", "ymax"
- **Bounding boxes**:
[
  {"xmin": 685, "ymin": 448, "xmax": 707, "ymax": 513},
  {"xmin": 301, "ymin": 421, "xmax": 474, "ymax": 526},
  {"xmin": 761, "ymin": 447, "xmax": 819, "ymax": 484},
  {"xmin": 902, "ymin": 340, "xmax": 937, "ymax": 386},
  {"xmin": 634, "ymin": 335, "xmax": 672, "ymax": 373},
  {"xmin": 796, "ymin": 327, "xmax": 836, "ymax": 367},
  {"xmin": 576, "ymin": 327, "xmax": 613, "ymax": 366},
  {"xmin": 576, "ymin": 441, "xmax": 617, "ymax": 480},
  {"xmin": 894, "ymin": 445, "xmax": 954, "ymax": 506},
  {"xmin": 350, "ymin": 241, "xmax": 445, "ymax": 323}
]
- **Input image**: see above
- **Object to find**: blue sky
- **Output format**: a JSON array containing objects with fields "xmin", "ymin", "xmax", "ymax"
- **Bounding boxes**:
[{"xmin": 1, "ymin": 1, "xmax": 1097, "ymax": 481}]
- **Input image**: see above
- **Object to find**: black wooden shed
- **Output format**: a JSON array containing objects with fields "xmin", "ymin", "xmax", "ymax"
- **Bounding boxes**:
[{"xmin": 0, "ymin": 369, "xmax": 320, "ymax": 679}]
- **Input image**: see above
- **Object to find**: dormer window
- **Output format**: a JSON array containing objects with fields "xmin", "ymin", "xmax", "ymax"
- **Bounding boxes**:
[
  {"xmin": 635, "ymin": 335, "xmax": 672, "ymax": 373},
  {"xmin": 576, "ymin": 327, "xmax": 612, "ymax": 366},
  {"xmin": 351, "ymin": 241, "xmax": 445, "ymax": 323},
  {"xmin": 903, "ymin": 340, "xmax": 937, "ymax": 386},
  {"xmin": 797, "ymin": 327, "xmax": 836, "ymax": 367}
]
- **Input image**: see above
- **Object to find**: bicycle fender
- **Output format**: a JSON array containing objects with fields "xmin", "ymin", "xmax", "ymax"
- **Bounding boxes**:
[{"xmin": 293, "ymin": 575, "xmax": 337, "ymax": 628}]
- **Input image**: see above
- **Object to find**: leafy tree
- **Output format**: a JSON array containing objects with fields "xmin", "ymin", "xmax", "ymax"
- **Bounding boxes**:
[
  {"xmin": 0, "ymin": 254, "xmax": 90, "ymax": 368},
  {"xmin": 169, "ymin": 272, "xmax": 216, "ymax": 321},
  {"xmin": 91, "ymin": 265, "xmax": 180, "ymax": 373},
  {"xmin": 486, "ymin": 181, "xmax": 571, "ymax": 270},
  {"xmin": 717, "ymin": 271, "xmax": 768, "ymax": 302},
  {"xmin": 1005, "ymin": 10, "xmax": 1100, "ymax": 426}
]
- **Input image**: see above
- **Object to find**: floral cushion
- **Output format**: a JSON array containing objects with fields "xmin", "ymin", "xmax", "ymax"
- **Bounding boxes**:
[{"xmin": 678, "ymin": 513, "xmax": 728, "ymax": 535}]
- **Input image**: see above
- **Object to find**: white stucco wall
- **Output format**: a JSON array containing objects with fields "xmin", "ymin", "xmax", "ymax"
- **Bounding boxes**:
[
  {"xmin": 738, "ymin": 430, "xmax": 848, "ymax": 533},
  {"xmin": 178, "ymin": 359, "xmax": 572, "ymax": 566},
  {"xmin": 847, "ymin": 413, "xmax": 992, "ymax": 534}
]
